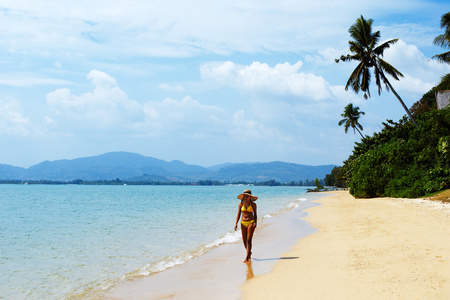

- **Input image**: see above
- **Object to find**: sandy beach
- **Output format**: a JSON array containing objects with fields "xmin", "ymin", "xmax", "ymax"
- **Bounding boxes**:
[
  {"xmin": 242, "ymin": 191, "xmax": 450, "ymax": 299},
  {"xmin": 94, "ymin": 194, "xmax": 319, "ymax": 300}
]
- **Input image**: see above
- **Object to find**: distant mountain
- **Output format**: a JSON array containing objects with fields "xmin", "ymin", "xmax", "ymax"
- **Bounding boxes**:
[
  {"xmin": 23, "ymin": 152, "xmax": 210, "ymax": 181},
  {"xmin": 0, "ymin": 164, "xmax": 26, "ymax": 180},
  {"xmin": 206, "ymin": 163, "xmax": 233, "ymax": 171},
  {"xmin": 0, "ymin": 152, "xmax": 335, "ymax": 183},
  {"xmin": 207, "ymin": 161, "xmax": 334, "ymax": 182}
]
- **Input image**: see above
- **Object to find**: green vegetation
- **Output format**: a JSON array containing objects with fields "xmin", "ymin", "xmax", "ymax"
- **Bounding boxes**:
[
  {"xmin": 338, "ymin": 107, "xmax": 449, "ymax": 198},
  {"xmin": 336, "ymin": 15, "xmax": 418, "ymax": 127},
  {"xmin": 314, "ymin": 178, "xmax": 324, "ymax": 191},
  {"xmin": 325, "ymin": 14, "xmax": 450, "ymax": 199},
  {"xmin": 324, "ymin": 166, "xmax": 347, "ymax": 188}
]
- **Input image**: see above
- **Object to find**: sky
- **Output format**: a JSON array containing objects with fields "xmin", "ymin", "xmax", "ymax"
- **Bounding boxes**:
[{"xmin": 1, "ymin": 0, "xmax": 449, "ymax": 168}]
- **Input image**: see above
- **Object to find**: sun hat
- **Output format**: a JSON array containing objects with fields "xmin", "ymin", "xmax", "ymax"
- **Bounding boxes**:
[{"xmin": 237, "ymin": 189, "xmax": 258, "ymax": 201}]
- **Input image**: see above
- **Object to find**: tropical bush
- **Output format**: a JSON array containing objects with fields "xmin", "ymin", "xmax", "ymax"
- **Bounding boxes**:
[
  {"xmin": 341, "ymin": 108, "xmax": 450, "ymax": 198},
  {"xmin": 324, "ymin": 166, "xmax": 347, "ymax": 187}
]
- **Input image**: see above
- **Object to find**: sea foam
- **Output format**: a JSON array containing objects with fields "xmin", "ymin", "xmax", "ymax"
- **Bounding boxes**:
[
  {"xmin": 138, "ymin": 253, "xmax": 194, "ymax": 277},
  {"xmin": 205, "ymin": 231, "xmax": 241, "ymax": 248},
  {"xmin": 287, "ymin": 202, "xmax": 300, "ymax": 209}
]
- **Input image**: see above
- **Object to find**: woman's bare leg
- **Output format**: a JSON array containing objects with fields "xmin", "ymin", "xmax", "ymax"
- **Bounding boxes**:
[
  {"xmin": 240, "ymin": 224, "xmax": 248, "ymax": 252},
  {"xmin": 244, "ymin": 223, "xmax": 256, "ymax": 263}
]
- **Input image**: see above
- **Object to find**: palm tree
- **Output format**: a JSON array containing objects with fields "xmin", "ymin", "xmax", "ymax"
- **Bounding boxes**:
[
  {"xmin": 338, "ymin": 103, "xmax": 365, "ymax": 138},
  {"xmin": 432, "ymin": 12, "xmax": 450, "ymax": 64},
  {"xmin": 336, "ymin": 16, "xmax": 418, "ymax": 128},
  {"xmin": 432, "ymin": 12, "xmax": 450, "ymax": 90}
]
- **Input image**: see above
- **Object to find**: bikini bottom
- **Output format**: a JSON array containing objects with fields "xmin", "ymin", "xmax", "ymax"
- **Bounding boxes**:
[{"xmin": 241, "ymin": 219, "xmax": 255, "ymax": 228}]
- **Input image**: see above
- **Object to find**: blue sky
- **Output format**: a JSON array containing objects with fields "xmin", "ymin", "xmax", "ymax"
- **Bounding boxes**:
[{"xmin": 1, "ymin": 1, "xmax": 449, "ymax": 168}]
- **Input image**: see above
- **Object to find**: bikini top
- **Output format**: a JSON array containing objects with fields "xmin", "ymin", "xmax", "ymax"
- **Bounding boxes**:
[{"xmin": 241, "ymin": 204, "xmax": 253, "ymax": 212}]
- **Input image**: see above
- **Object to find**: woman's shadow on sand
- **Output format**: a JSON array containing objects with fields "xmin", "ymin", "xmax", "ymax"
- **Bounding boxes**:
[
  {"xmin": 252, "ymin": 256, "xmax": 299, "ymax": 261},
  {"xmin": 245, "ymin": 257, "xmax": 299, "ymax": 280}
]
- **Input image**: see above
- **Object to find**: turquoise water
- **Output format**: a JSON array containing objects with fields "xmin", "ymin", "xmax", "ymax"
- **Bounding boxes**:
[{"xmin": 1, "ymin": 184, "xmax": 314, "ymax": 299}]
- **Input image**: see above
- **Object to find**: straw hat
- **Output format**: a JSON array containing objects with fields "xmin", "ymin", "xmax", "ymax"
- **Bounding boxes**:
[{"xmin": 237, "ymin": 189, "xmax": 258, "ymax": 201}]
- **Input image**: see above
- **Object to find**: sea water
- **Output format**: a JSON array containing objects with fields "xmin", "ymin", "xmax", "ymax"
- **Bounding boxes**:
[{"xmin": 0, "ymin": 184, "xmax": 316, "ymax": 299}]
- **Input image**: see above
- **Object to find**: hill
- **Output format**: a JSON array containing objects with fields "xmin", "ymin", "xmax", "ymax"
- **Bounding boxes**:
[
  {"xmin": 0, "ymin": 152, "xmax": 335, "ymax": 183},
  {"xmin": 208, "ymin": 161, "xmax": 334, "ymax": 182}
]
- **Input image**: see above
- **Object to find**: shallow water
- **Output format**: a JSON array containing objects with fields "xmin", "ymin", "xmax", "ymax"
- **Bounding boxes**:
[
  {"xmin": 1, "ymin": 184, "xmax": 316, "ymax": 299},
  {"xmin": 99, "ymin": 196, "xmax": 320, "ymax": 300}
]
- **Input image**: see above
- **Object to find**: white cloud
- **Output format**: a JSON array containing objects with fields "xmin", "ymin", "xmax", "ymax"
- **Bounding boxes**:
[
  {"xmin": 42, "ymin": 68, "xmax": 334, "ymax": 147},
  {"xmin": 231, "ymin": 108, "xmax": 299, "ymax": 143},
  {"xmin": 46, "ymin": 70, "xmax": 144, "ymax": 131},
  {"xmin": 159, "ymin": 83, "xmax": 185, "ymax": 93},
  {"xmin": 201, "ymin": 61, "xmax": 333, "ymax": 100},
  {"xmin": 384, "ymin": 40, "xmax": 449, "ymax": 75},
  {"xmin": 44, "ymin": 70, "xmax": 229, "ymax": 138},
  {"xmin": 378, "ymin": 23, "xmax": 440, "ymax": 48},
  {"xmin": 141, "ymin": 96, "xmax": 228, "ymax": 138},
  {"xmin": 87, "ymin": 70, "xmax": 117, "ymax": 89},
  {"xmin": 305, "ymin": 47, "xmax": 347, "ymax": 66},
  {"xmin": 231, "ymin": 110, "xmax": 268, "ymax": 140},
  {"xmin": 0, "ymin": 0, "xmax": 438, "ymax": 59},
  {"xmin": 199, "ymin": 60, "xmax": 371, "ymax": 137},
  {"xmin": 392, "ymin": 74, "xmax": 435, "ymax": 95},
  {"xmin": 0, "ymin": 73, "xmax": 72, "ymax": 87},
  {"xmin": 383, "ymin": 40, "xmax": 450, "ymax": 95},
  {"xmin": 0, "ymin": 100, "xmax": 31, "ymax": 136}
]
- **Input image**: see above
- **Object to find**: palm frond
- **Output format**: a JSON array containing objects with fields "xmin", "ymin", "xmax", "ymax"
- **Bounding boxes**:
[
  {"xmin": 434, "ymin": 34, "xmax": 450, "ymax": 48},
  {"xmin": 373, "ymin": 39, "xmax": 399, "ymax": 56},
  {"xmin": 436, "ymin": 73, "xmax": 450, "ymax": 90},
  {"xmin": 377, "ymin": 58, "xmax": 404, "ymax": 80},
  {"xmin": 349, "ymin": 17, "xmax": 366, "ymax": 46},
  {"xmin": 349, "ymin": 16, "xmax": 378, "ymax": 49},
  {"xmin": 336, "ymin": 54, "xmax": 360, "ymax": 63},
  {"xmin": 349, "ymin": 41, "xmax": 365, "ymax": 55},
  {"xmin": 433, "ymin": 12, "xmax": 450, "ymax": 63},
  {"xmin": 357, "ymin": 123, "xmax": 363, "ymax": 131},
  {"xmin": 434, "ymin": 12, "xmax": 450, "ymax": 48},
  {"xmin": 440, "ymin": 12, "xmax": 450, "ymax": 28},
  {"xmin": 432, "ymin": 51, "xmax": 450, "ymax": 64},
  {"xmin": 345, "ymin": 61, "xmax": 364, "ymax": 92},
  {"xmin": 360, "ymin": 65, "xmax": 371, "ymax": 98},
  {"xmin": 374, "ymin": 66, "xmax": 383, "ymax": 94}
]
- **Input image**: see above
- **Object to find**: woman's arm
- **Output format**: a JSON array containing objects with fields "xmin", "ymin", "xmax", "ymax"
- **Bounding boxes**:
[
  {"xmin": 252, "ymin": 203, "xmax": 257, "ymax": 227},
  {"xmin": 234, "ymin": 203, "xmax": 242, "ymax": 231}
]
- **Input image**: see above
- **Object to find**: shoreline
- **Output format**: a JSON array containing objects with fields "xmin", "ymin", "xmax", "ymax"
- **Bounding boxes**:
[
  {"xmin": 94, "ymin": 193, "xmax": 322, "ymax": 299},
  {"xmin": 241, "ymin": 191, "xmax": 450, "ymax": 299}
]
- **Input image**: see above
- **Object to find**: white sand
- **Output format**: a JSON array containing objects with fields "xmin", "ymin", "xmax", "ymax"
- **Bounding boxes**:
[{"xmin": 242, "ymin": 191, "xmax": 450, "ymax": 299}]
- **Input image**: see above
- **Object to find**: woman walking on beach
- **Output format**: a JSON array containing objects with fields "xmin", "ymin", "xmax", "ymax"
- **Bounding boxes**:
[{"xmin": 234, "ymin": 189, "xmax": 258, "ymax": 263}]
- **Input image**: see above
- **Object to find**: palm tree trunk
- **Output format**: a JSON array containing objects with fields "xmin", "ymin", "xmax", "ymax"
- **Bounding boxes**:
[
  {"xmin": 356, "ymin": 128, "xmax": 364, "ymax": 138},
  {"xmin": 380, "ymin": 73, "xmax": 419, "ymax": 128}
]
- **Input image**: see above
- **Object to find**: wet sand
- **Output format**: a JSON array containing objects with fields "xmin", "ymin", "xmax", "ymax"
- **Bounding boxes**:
[
  {"xmin": 242, "ymin": 191, "xmax": 450, "ymax": 299},
  {"xmin": 95, "ymin": 198, "xmax": 319, "ymax": 299}
]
